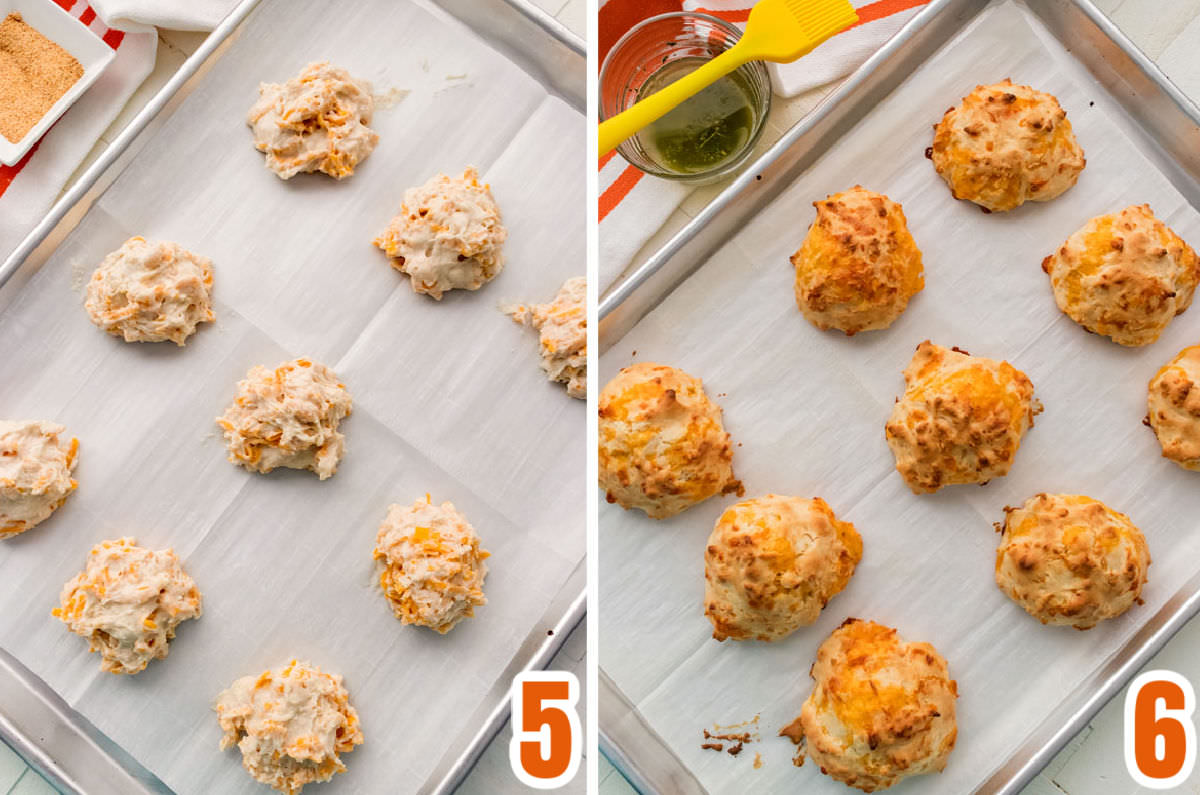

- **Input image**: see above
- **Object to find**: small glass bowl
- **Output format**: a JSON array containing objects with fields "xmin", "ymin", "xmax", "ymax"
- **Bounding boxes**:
[{"xmin": 599, "ymin": 12, "xmax": 771, "ymax": 184}]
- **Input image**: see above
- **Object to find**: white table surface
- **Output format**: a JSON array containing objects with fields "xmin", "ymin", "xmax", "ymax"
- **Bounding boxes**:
[{"xmin": 600, "ymin": 1, "xmax": 1200, "ymax": 794}]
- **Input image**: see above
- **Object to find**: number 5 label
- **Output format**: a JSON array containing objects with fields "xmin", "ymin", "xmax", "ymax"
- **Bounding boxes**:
[
  {"xmin": 509, "ymin": 671, "xmax": 582, "ymax": 789},
  {"xmin": 1125, "ymin": 670, "xmax": 1196, "ymax": 788}
]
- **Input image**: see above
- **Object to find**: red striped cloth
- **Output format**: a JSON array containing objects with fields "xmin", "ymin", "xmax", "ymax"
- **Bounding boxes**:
[{"xmin": 598, "ymin": 0, "xmax": 931, "ymax": 288}]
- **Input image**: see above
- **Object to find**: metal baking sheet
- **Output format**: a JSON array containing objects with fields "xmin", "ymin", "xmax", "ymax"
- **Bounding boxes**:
[
  {"xmin": 0, "ymin": 0, "xmax": 585, "ymax": 793},
  {"xmin": 598, "ymin": 0, "xmax": 1200, "ymax": 793}
]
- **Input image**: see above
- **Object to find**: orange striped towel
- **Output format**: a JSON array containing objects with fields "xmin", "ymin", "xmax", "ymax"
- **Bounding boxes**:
[
  {"xmin": 599, "ymin": 0, "xmax": 931, "ymax": 290},
  {"xmin": 0, "ymin": 0, "xmax": 155, "ymax": 261}
]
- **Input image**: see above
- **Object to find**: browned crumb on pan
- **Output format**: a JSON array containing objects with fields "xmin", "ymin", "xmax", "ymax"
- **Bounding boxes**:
[
  {"xmin": 700, "ymin": 715, "xmax": 761, "ymax": 759},
  {"xmin": 0, "ymin": 14, "xmax": 83, "ymax": 143},
  {"xmin": 779, "ymin": 715, "xmax": 807, "ymax": 767}
]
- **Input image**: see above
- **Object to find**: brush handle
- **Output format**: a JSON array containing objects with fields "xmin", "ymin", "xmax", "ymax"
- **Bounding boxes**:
[{"xmin": 598, "ymin": 44, "xmax": 750, "ymax": 158}]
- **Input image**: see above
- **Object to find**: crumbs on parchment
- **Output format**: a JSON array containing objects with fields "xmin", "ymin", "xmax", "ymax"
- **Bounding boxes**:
[{"xmin": 700, "ymin": 714, "xmax": 761, "ymax": 760}]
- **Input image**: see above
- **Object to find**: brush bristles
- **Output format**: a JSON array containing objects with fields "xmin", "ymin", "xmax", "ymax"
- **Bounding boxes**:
[{"xmin": 784, "ymin": 0, "xmax": 859, "ymax": 39}]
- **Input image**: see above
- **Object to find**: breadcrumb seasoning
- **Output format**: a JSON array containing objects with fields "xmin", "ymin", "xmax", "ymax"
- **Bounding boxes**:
[{"xmin": 0, "ymin": 13, "xmax": 83, "ymax": 143}]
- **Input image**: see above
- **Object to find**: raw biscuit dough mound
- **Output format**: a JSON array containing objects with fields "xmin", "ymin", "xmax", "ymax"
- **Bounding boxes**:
[
  {"xmin": 0, "ymin": 420, "xmax": 78, "ymax": 539},
  {"xmin": 216, "ymin": 660, "xmax": 364, "ymax": 795},
  {"xmin": 931, "ymin": 79, "xmax": 1085, "ymax": 212},
  {"xmin": 792, "ymin": 186, "xmax": 924, "ymax": 335},
  {"xmin": 374, "ymin": 498, "xmax": 489, "ymax": 633},
  {"xmin": 53, "ymin": 538, "xmax": 201, "ymax": 674},
  {"xmin": 704, "ymin": 495, "xmax": 862, "ymax": 642},
  {"xmin": 217, "ymin": 358, "xmax": 352, "ymax": 480},
  {"xmin": 84, "ymin": 237, "xmax": 214, "ymax": 346},
  {"xmin": 1042, "ymin": 204, "xmax": 1199, "ymax": 346},
  {"xmin": 782, "ymin": 619, "xmax": 958, "ymax": 793},
  {"xmin": 1148, "ymin": 344, "xmax": 1200, "ymax": 470},
  {"xmin": 995, "ymin": 493, "xmax": 1150, "ymax": 629},
  {"xmin": 506, "ymin": 276, "xmax": 586, "ymax": 399},
  {"xmin": 374, "ymin": 167, "xmax": 506, "ymax": 299},
  {"xmin": 247, "ymin": 61, "xmax": 378, "ymax": 180},
  {"xmin": 598, "ymin": 362, "xmax": 743, "ymax": 520},
  {"xmin": 885, "ymin": 341, "xmax": 1040, "ymax": 494}
]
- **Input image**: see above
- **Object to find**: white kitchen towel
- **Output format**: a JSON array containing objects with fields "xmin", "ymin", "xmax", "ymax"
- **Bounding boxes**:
[
  {"xmin": 683, "ymin": 0, "xmax": 930, "ymax": 97},
  {"xmin": 0, "ymin": 2, "xmax": 155, "ymax": 262},
  {"xmin": 598, "ymin": 0, "xmax": 931, "ymax": 292},
  {"xmin": 89, "ymin": 0, "xmax": 239, "ymax": 32}
]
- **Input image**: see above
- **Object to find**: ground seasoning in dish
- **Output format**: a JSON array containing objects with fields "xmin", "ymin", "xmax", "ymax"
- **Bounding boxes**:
[{"xmin": 0, "ymin": 13, "xmax": 83, "ymax": 143}]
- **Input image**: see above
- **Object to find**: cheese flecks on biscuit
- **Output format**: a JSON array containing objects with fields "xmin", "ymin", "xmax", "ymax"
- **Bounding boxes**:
[
  {"xmin": 1043, "ymin": 205, "xmax": 1199, "ymax": 346},
  {"xmin": 248, "ymin": 61, "xmax": 378, "ymax": 180},
  {"xmin": 85, "ymin": 237, "xmax": 214, "ymax": 345},
  {"xmin": 705, "ymin": 495, "xmax": 861, "ymax": 642},
  {"xmin": 506, "ymin": 276, "xmax": 586, "ymax": 399},
  {"xmin": 931, "ymin": 79, "xmax": 1084, "ymax": 212},
  {"xmin": 217, "ymin": 359, "xmax": 352, "ymax": 480},
  {"xmin": 782, "ymin": 619, "xmax": 958, "ymax": 793},
  {"xmin": 598, "ymin": 362, "xmax": 743, "ymax": 519},
  {"xmin": 886, "ymin": 341, "xmax": 1040, "ymax": 494},
  {"xmin": 374, "ymin": 498, "xmax": 488, "ymax": 633},
  {"xmin": 1148, "ymin": 344, "xmax": 1200, "ymax": 470},
  {"xmin": 374, "ymin": 167, "xmax": 506, "ymax": 299},
  {"xmin": 0, "ymin": 420, "xmax": 78, "ymax": 539},
  {"xmin": 792, "ymin": 186, "xmax": 924, "ymax": 335},
  {"xmin": 54, "ymin": 538, "xmax": 201, "ymax": 674},
  {"xmin": 995, "ymin": 493, "xmax": 1150, "ymax": 629},
  {"xmin": 216, "ymin": 660, "xmax": 363, "ymax": 795}
]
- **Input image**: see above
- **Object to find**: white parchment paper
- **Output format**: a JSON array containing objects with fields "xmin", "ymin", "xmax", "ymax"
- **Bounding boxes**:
[
  {"xmin": 599, "ymin": 3, "xmax": 1200, "ymax": 793},
  {"xmin": 0, "ymin": 0, "xmax": 584, "ymax": 792}
]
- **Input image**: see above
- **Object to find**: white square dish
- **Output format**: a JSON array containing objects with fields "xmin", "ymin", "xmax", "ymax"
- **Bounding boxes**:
[{"xmin": 0, "ymin": 0, "xmax": 115, "ymax": 166}]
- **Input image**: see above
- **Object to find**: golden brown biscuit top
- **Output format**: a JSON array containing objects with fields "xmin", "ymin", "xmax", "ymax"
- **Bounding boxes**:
[
  {"xmin": 995, "ymin": 493, "xmax": 1150, "ymax": 629},
  {"xmin": 787, "ymin": 618, "xmax": 958, "ymax": 793},
  {"xmin": 598, "ymin": 362, "xmax": 742, "ymax": 519},
  {"xmin": 1148, "ymin": 344, "xmax": 1200, "ymax": 470},
  {"xmin": 931, "ymin": 79, "xmax": 1084, "ymax": 212},
  {"xmin": 1043, "ymin": 205, "xmax": 1200, "ymax": 346},
  {"xmin": 792, "ymin": 186, "xmax": 925, "ymax": 335},
  {"xmin": 886, "ymin": 341, "xmax": 1040, "ymax": 493},
  {"xmin": 704, "ymin": 495, "xmax": 862, "ymax": 641}
]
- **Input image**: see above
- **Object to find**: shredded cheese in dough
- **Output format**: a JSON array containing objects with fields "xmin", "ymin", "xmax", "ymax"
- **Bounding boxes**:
[
  {"xmin": 216, "ymin": 660, "xmax": 363, "ymax": 795},
  {"xmin": 217, "ymin": 359, "xmax": 352, "ymax": 480},
  {"xmin": 247, "ymin": 61, "xmax": 378, "ymax": 180},
  {"xmin": 0, "ymin": 420, "xmax": 78, "ymax": 538},
  {"xmin": 505, "ymin": 276, "xmax": 586, "ymax": 399},
  {"xmin": 373, "ymin": 499, "xmax": 489, "ymax": 633},
  {"xmin": 53, "ymin": 538, "xmax": 201, "ymax": 674},
  {"xmin": 373, "ymin": 167, "xmax": 506, "ymax": 299}
]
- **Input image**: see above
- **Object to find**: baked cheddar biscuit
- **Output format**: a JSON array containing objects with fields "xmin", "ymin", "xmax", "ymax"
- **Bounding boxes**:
[
  {"xmin": 1148, "ymin": 343, "xmax": 1200, "ymax": 470},
  {"xmin": 782, "ymin": 619, "xmax": 957, "ymax": 792},
  {"xmin": 217, "ymin": 358, "xmax": 352, "ymax": 480},
  {"xmin": 374, "ymin": 167, "xmax": 506, "ymax": 299},
  {"xmin": 85, "ymin": 237, "xmax": 214, "ymax": 345},
  {"xmin": 931, "ymin": 79, "xmax": 1084, "ymax": 212},
  {"xmin": 598, "ymin": 362, "xmax": 742, "ymax": 519},
  {"xmin": 248, "ymin": 61, "xmax": 378, "ymax": 180},
  {"xmin": 1042, "ymin": 204, "xmax": 1199, "ymax": 346},
  {"xmin": 0, "ymin": 420, "xmax": 78, "ymax": 539},
  {"xmin": 506, "ymin": 276, "xmax": 586, "ymax": 399},
  {"xmin": 886, "ymin": 341, "xmax": 1040, "ymax": 494},
  {"xmin": 704, "ymin": 495, "xmax": 861, "ymax": 642},
  {"xmin": 792, "ymin": 186, "xmax": 924, "ymax": 335},
  {"xmin": 374, "ymin": 497, "xmax": 489, "ymax": 633},
  {"xmin": 216, "ymin": 660, "xmax": 364, "ymax": 795},
  {"xmin": 54, "ymin": 538, "xmax": 202, "ymax": 674},
  {"xmin": 995, "ymin": 493, "xmax": 1150, "ymax": 629}
]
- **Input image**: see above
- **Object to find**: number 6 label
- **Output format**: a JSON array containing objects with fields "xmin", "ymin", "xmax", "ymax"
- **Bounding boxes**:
[
  {"xmin": 1125, "ymin": 670, "xmax": 1196, "ymax": 788},
  {"xmin": 509, "ymin": 671, "xmax": 582, "ymax": 789}
]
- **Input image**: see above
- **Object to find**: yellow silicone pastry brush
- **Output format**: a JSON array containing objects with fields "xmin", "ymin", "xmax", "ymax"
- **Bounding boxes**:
[{"xmin": 598, "ymin": 0, "xmax": 858, "ymax": 158}]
